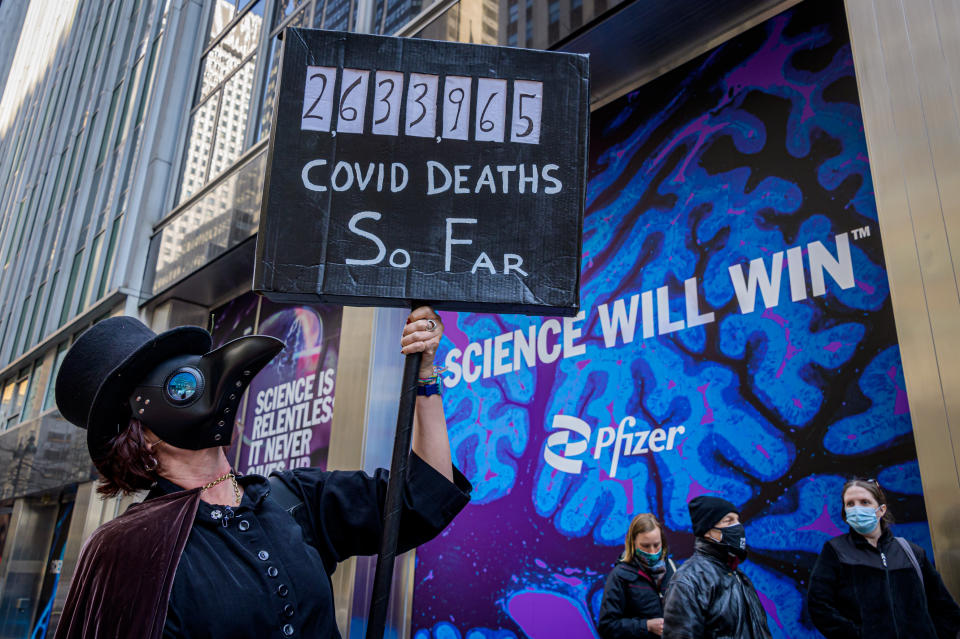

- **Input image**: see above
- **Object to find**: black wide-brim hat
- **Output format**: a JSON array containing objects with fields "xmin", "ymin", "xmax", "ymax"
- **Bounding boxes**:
[{"xmin": 55, "ymin": 316, "xmax": 212, "ymax": 461}]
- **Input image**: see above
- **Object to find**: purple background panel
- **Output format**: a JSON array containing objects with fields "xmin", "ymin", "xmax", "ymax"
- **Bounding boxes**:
[
  {"xmin": 210, "ymin": 292, "xmax": 260, "ymax": 467},
  {"xmin": 411, "ymin": 3, "xmax": 931, "ymax": 638},
  {"xmin": 210, "ymin": 291, "xmax": 342, "ymax": 475},
  {"xmin": 239, "ymin": 299, "xmax": 341, "ymax": 474}
]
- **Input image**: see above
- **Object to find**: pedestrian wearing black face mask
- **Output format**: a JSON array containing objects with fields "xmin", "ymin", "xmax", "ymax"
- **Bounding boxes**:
[
  {"xmin": 51, "ymin": 309, "xmax": 471, "ymax": 639},
  {"xmin": 661, "ymin": 496, "xmax": 772, "ymax": 639}
]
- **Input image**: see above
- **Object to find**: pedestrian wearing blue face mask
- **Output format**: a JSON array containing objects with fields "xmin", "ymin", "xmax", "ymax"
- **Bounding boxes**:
[
  {"xmin": 807, "ymin": 478, "xmax": 960, "ymax": 638},
  {"xmin": 598, "ymin": 513, "xmax": 677, "ymax": 638}
]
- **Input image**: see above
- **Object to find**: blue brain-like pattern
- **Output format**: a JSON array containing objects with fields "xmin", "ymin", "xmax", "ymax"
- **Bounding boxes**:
[{"xmin": 413, "ymin": 5, "xmax": 931, "ymax": 639}]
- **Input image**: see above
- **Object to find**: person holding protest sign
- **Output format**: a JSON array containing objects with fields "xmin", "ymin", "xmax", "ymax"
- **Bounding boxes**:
[
  {"xmin": 52, "ymin": 307, "xmax": 470, "ymax": 639},
  {"xmin": 806, "ymin": 478, "xmax": 960, "ymax": 639},
  {"xmin": 661, "ymin": 496, "xmax": 772, "ymax": 639},
  {"xmin": 598, "ymin": 513, "xmax": 677, "ymax": 638}
]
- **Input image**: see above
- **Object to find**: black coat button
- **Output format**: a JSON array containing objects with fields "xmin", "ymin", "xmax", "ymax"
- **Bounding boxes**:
[
  {"xmin": 258, "ymin": 550, "xmax": 270, "ymax": 561},
  {"xmin": 282, "ymin": 623, "xmax": 294, "ymax": 636},
  {"xmin": 238, "ymin": 520, "xmax": 250, "ymax": 531},
  {"xmin": 267, "ymin": 566, "xmax": 279, "ymax": 577},
  {"xmin": 277, "ymin": 584, "xmax": 289, "ymax": 597},
  {"xmin": 283, "ymin": 603, "xmax": 295, "ymax": 617}
]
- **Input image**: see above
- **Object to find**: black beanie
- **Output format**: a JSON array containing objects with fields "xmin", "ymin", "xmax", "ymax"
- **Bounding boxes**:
[{"xmin": 688, "ymin": 496, "xmax": 739, "ymax": 536}]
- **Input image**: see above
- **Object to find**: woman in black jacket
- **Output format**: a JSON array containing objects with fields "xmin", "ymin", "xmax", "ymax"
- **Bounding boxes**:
[
  {"xmin": 807, "ymin": 478, "xmax": 960, "ymax": 639},
  {"xmin": 599, "ymin": 513, "xmax": 676, "ymax": 638}
]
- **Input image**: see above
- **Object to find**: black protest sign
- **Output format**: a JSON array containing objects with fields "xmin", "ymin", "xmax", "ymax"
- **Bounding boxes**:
[{"xmin": 254, "ymin": 29, "xmax": 589, "ymax": 316}]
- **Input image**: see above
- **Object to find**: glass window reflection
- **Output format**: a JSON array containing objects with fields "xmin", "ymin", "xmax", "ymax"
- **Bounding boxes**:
[
  {"xmin": 317, "ymin": 0, "xmax": 355, "ymax": 31},
  {"xmin": 178, "ymin": 93, "xmax": 220, "ymax": 203},
  {"xmin": 179, "ymin": 0, "xmax": 630, "ymax": 224},
  {"xmin": 210, "ymin": 56, "xmax": 257, "ymax": 180},
  {"xmin": 411, "ymin": 0, "xmax": 628, "ymax": 49},
  {"xmin": 274, "ymin": 0, "xmax": 308, "ymax": 29},
  {"xmin": 256, "ymin": 36, "xmax": 282, "ymax": 142},
  {"xmin": 199, "ymin": 0, "xmax": 264, "ymax": 101},
  {"xmin": 155, "ymin": 150, "xmax": 266, "ymax": 293},
  {"xmin": 207, "ymin": 0, "xmax": 236, "ymax": 45}
]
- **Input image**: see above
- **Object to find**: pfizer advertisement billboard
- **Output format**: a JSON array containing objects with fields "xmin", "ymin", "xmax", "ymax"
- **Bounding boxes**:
[{"xmin": 410, "ymin": 2, "xmax": 932, "ymax": 638}]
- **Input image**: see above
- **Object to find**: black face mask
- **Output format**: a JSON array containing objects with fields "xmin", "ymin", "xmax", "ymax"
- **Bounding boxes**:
[
  {"xmin": 714, "ymin": 523, "xmax": 748, "ymax": 559},
  {"xmin": 128, "ymin": 335, "xmax": 284, "ymax": 450}
]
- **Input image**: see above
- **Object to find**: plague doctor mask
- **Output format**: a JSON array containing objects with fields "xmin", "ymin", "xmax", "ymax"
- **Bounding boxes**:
[{"xmin": 129, "ymin": 335, "xmax": 284, "ymax": 450}]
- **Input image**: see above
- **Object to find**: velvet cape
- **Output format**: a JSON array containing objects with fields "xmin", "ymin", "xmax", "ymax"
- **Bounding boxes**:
[{"xmin": 53, "ymin": 489, "xmax": 202, "ymax": 639}]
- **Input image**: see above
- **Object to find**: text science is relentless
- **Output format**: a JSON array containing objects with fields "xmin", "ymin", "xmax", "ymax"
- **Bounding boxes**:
[{"xmin": 255, "ymin": 29, "xmax": 590, "ymax": 316}]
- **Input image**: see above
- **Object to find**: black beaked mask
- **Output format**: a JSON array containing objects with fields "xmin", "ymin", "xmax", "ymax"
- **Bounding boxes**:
[{"xmin": 128, "ymin": 335, "xmax": 284, "ymax": 450}]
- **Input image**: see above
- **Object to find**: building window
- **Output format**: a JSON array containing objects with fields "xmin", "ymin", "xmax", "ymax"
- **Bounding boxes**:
[
  {"xmin": 59, "ymin": 251, "xmax": 84, "ymax": 325},
  {"xmin": 275, "ymin": 0, "xmax": 309, "ymax": 29},
  {"xmin": 1, "ymin": 368, "xmax": 30, "ymax": 430},
  {"xmin": 42, "ymin": 343, "xmax": 69, "ymax": 412},
  {"xmin": 0, "ymin": 380, "xmax": 13, "ymax": 428},
  {"xmin": 98, "ymin": 84, "xmax": 123, "ymax": 166},
  {"xmin": 178, "ymin": 0, "xmax": 266, "ymax": 204},
  {"xmin": 20, "ymin": 360, "xmax": 43, "ymax": 423},
  {"xmin": 11, "ymin": 295, "xmax": 30, "ymax": 358}
]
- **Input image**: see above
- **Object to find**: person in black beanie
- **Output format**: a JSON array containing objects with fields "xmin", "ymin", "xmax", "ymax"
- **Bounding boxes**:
[{"xmin": 661, "ymin": 496, "xmax": 772, "ymax": 639}]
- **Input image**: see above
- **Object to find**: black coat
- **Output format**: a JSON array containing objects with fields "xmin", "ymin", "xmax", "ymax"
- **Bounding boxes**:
[
  {"xmin": 807, "ymin": 529, "xmax": 960, "ymax": 639},
  {"xmin": 598, "ymin": 556, "xmax": 676, "ymax": 639},
  {"xmin": 661, "ymin": 539, "xmax": 772, "ymax": 639},
  {"xmin": 159, "ymin": 455, "xmax": 471, "ymax": 638}
]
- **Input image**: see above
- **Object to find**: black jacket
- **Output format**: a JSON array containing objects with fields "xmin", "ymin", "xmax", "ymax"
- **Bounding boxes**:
[
  {"xmin": 598, "ymin": 556, "xmax": 676, "ymax": 639},
  {"xmin": 53, "ymin": 454, "xmax": 470, "ymax": 639},
  {"xmin": 662, "ymin": 539, "xmax": 772, "ymax": 639},
  {"xmin": 160, "ymin": 455, "xmax": 471, "ymax": 638},
  {"xmin": 807, "ymin": 529, "xmax": 960, "ymax": 639}
]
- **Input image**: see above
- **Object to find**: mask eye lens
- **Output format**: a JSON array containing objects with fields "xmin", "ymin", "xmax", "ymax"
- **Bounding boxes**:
[{"xmin": 166, "ymin": 370, "xmax": 200, "ymax": 403}]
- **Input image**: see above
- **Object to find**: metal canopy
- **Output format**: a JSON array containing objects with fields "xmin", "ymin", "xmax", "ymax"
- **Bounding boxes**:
[{"xmin": 556, "ymin": 0, "xmax": 798, "ymax": 106}]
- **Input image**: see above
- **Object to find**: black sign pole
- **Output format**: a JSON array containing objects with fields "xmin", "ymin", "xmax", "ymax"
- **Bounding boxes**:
[{"xmin": 365, "ymin": 307, "xmax": 425, "ymax": 639}]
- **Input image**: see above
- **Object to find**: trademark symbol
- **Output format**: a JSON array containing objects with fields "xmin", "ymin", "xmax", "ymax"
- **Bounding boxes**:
[{"xmin": 851, "ymin": 226, "xmax": 871, "ymax": 240}]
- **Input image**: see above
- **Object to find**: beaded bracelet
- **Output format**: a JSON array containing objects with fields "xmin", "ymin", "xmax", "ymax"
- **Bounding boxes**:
[{"xmin": 417, "ymin": 366, "xmax": 446, "ymax": 385}]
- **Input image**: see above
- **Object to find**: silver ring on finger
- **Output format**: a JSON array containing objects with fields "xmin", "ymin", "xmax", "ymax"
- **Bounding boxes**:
[{"xmin": 426, "ymin": 319, "xmax": 437, "ymax": 332}]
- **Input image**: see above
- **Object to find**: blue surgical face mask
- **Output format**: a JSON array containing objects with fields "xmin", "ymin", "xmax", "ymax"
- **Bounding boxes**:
[
  {"xmin": 845, "ymin": 506, "xmax": 881, "ymax": 534},
  {"xmin": 637, "ymin": 548, "xmax": 663, "ymax": 565}
]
